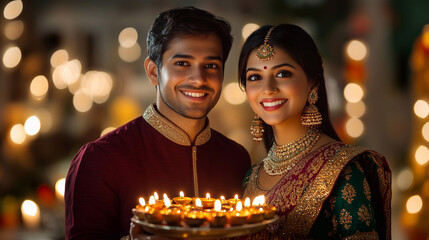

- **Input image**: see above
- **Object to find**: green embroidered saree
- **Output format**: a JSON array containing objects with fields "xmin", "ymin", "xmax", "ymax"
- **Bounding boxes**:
[{"xmin": 242, "ymin": 142, "xmax": 391, "ymax": 240}]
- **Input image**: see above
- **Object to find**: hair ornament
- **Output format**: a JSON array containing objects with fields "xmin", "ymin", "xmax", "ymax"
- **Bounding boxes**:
[{"xmin": 257, "ymin": 27, "xmax": 275, "ymax": 61}]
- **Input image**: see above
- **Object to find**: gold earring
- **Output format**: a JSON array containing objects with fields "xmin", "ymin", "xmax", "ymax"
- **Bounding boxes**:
[
  {"xmin": 250, "ymin": 114, "xmax": 264, "ymax": 142},
  {"xmin": 301, "ymin": 88, "xmax": 322, "ymax": 127}
]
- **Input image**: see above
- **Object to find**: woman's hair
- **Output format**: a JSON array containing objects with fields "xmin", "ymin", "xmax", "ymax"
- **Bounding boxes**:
[
  {"xmin": 238, "ymin": 24, "xmax": 341, "ymax": 151},
  {"xmin": 147, "ymin": 7, "xmax": 233, "ymax": 69}
]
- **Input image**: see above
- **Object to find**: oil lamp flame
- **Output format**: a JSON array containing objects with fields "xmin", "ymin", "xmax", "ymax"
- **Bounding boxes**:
[
  {"xmin": 236, "ymin": 201, "xmax": 243, "ymax": 211},
  {"xmin": 154, "ymin": 192, "xmax": 159, "ymax": 200},
  {"xmin": 139, "ymin": 197, "xmax": 145, "ymax": 206},
  {"xmin": 206, "ymin": 193, "xmax": 210, "ymax": 199},
  {"xmin": 234, "ymin": 194, "xmax": 238, "ymax": 200},
  {"xmin": 214, "ymin": 200, "xmax": 221, "ymax": 211},
  {"xmin": 149, "ymin": 196, "xmax": 155, "ymax": 205},
  {"xmin": 220, "ymin": 196, "xmax": 225, "ymax": 201},
  {"xmin": 195, "ymin": 198, "xmax": 202, "ymax": 207},
  {"xmin": 180, "ymin": 191, "xmax": 184, "ymax": 198},
  {"xmin": 164, "ymin": 196, "xmax": 171, "ymax": 208},
  {"xmin": 244, "ymin": 197, "xmax": 251, "ymax": 208}
]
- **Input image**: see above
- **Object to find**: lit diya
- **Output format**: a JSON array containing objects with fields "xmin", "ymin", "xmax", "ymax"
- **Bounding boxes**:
[
  {"xmin": 152, "ymin": 192, "xmax": 164, "ymax": 209},
  {"xmin": 160, "ymin": 195, "xmax": 183, "ymax": 225},
  {"xmin": 227, "ymin": 194, "xmax": 241, "ymax": 208},
  {"xmin": 201, "ymin": 193, "xmax": 215, "ymax": 209},
  {"xmin": 247, "ymin": 195, "xmax": 265, "ymax": 223},
  {"xmin": 207, "ymin": 200, "xmax": 227, "ymax": 227},
  {"xmin": 132, "ymin": 197, "xmax": 147, "ymax": 220},
  {"xmin": 145, "ymin": 195, "xmax": 163, "ymax": 224},
  {"xmin": 184, "ymin": 198, "xmax": 206, "ymax": 227},
  {"xmin": 173, "ymin": 191, "xmax": 192, "ymax": 205},
  {"xmin": 229, "ymin": 201, "xmax": 248, "ymax": 226}
]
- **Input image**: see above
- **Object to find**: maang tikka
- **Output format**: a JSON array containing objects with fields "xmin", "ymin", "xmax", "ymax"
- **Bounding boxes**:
[
  {"xmin": 250, "ymin": 114, "xmax": 264, "ymax": 142},
  {"xmin": 301, "ymin": 88, "xmax": 322, "ymax": 127},
  {"xmin": 257, "ymin": 27, "xmax": 275, "ymax": 61}
]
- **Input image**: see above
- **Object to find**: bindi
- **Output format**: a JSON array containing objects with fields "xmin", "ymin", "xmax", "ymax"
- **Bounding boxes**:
[{"xmin": 264, "ymin": 66, "xmax": 267, "ymax": 69}]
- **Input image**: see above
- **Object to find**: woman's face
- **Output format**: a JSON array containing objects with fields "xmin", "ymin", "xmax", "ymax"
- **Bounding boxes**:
[{"xmin": 245, "ymin": 46, "xmax": 313, "ymax": 127}]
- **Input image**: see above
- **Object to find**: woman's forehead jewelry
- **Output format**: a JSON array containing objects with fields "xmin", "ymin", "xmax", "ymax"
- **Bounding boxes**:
[{"xmin": 257, "ymin": 27, "xmax": 275, "ymax": 61}]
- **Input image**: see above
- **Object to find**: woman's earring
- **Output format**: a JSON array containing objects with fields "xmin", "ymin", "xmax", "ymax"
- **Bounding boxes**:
[
  {"xmin": 250, "ymin": 114, "xmax": 264, "ymax": 142},
  {"xmin": 301, "ymin": 88, "xmax": 322, "ymax": 127}
]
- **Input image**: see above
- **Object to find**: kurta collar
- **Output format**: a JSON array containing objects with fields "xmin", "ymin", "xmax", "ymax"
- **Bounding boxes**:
[{"xmin": 143, "ymin": 104, "xmax": 211, "ymax": 146}]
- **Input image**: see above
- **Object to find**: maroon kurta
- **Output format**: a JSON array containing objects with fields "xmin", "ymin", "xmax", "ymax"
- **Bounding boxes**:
[{"xmin": 65, "ymin": 104, "xmax": 250, "ymax": 240}]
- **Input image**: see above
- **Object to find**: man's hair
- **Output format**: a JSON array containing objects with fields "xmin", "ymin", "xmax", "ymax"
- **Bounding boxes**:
[{"xmin": 147, "ymin": 6, "xmax": 233, "ymax": 68}]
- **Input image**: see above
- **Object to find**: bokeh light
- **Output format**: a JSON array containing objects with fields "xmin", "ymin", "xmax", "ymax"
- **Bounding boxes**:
[
  {"xmin": 73, "ymin": 89, "xmax": 93, "ymax": 112},
  {"xmin": 101, "ymin": 127, "xmax": 116, "ymax": 137},
  {"xmin": 50, "ymin": 49, "xmax": 69, "ymax": 68},
  {"xmin": 345, "ymin": 101, "xmax": 366, "ymax": 118},
  {"xmin": 81, "ymin": 71, "xmax": 113, "ymax": 104},
  {"xmin": 55, "ymin": 178, "xmax": 66, "ymax": 198},
  {"xmin": 24, "ymin": 115, "xmax": 41, "ymax": 136},
  {"xmin": 118, "ymin": 27, "xmax": 138, "ymax": 48},
  {"xmin": 345, "ymin": 117, "xmax": 364, "ymax": 138},
  {"xmin": 242, "ymin": 23, "xmax": 260, "ymax": 40},
  {"xmin": 30, "ymin": 75, "xmax": 49, "ymax": 98},
  {"xmin": 422, "ymin": 24, "xmax": 429, "ymax": 49},
  {"xmin": 414, "ymin": 99, "xmax": 429, "ymax": 118},
  {"xmin": 2, "ymin": 46, "xmax": 22, "ymax": 68},
  {"xmin": 223, "ymin": 82, "xmax": 246, "ymax": 105},
  {"xmin": 345, "ymin": 39, "xmax": 367, "ymax": 61},
  {"xmin": 118, "ymin": 43, "xmax": 141, "ymax": 62},
  {"xmin": 21, "ymin": 200, "xmax": 38, "ymax": 217},
  {"xmin": 344, "ymin": 83, "xmax": 364, "ymax": 103},
  {"xmin": 406, "ymin": 195, "xmax": 423, "ymax": 214},
  {"xmin": 415, "ymin": 145, "xmax": 429, "ymax": 165},
  {"xmin": 397, "ymin": 168, "xmax": 413, "ymax": 191},
  {"xmin": 423, "ymin": 122, "xmax": 429, "ymax": 142},
  {"xmin": 10, "ymin": 124, "xmax": 26, "ymax": 144},
  {"xmin": 3, "ymin": 0, "xmax": 23, "ymax": 20},
  {"xmin": 4, "ymin": 20, "xmax": 24, "ymax": 40}
]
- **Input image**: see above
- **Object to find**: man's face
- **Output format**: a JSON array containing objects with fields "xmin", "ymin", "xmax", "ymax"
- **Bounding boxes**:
[{"xmin": 156, "ymin": 34, "xmax": 224, "ymax": 119}]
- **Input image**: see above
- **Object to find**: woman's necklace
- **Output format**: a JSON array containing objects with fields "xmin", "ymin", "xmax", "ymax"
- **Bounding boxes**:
[{"xmin": 263, "ymin": 127, "xmax": 321, "ymax": 176}]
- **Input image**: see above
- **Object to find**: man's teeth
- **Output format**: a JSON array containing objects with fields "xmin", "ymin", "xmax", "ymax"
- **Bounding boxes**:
[
  {"xmin": 262, "ymin": 100, "xmax": 286, "ymax": 107},
  {"xmin": 183, "ymin": 91, "xmax": 205, "ymax": 97}
]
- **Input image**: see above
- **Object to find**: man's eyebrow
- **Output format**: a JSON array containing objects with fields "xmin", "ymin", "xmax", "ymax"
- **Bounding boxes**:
[
  {"xmin": 169, "ymin": 54, "xmax": 222, "ymax": 61},
  {"xmin": 205, "ymin": 56, "xmax": 222, "ymax": 61},
  {"xmin": 170, "ymin": 54, "xmax": 193, "ymax": 60}
]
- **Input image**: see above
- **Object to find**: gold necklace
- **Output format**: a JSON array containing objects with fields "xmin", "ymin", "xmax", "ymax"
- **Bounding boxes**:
[{"xmin": 263, "ymin": 128, "xmax": 321, "ymax": 176}]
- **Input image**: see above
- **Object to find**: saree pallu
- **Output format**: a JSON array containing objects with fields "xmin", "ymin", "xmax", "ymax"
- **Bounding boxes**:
[{"xmin": 242, "ymin": 142, "xmax": 391, "ymax": 239}]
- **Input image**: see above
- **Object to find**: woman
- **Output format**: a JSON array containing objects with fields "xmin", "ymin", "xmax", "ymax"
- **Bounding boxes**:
[{"xmin": 239, "ymin": 24, "xmax": 391, "ymax": 239}]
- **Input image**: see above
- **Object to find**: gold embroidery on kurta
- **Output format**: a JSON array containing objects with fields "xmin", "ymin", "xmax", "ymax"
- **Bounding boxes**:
[
  {"xmin": 357, "ymin": 204, "xmax": 371, "ymax": 226},
  {"xmin": 143, "ymin": 104, "xmax": 211, "ymax": 146},
  {"xmin": 339, "ymin": 209, "xmax": 352, "ymax": 230},
  {"xmin": 363, "ymin": 178, "xmax": 371, "ymax": 201},
  {"xmin": 342, "ymin": 183, "xmax": 356, "ymax": 204}
]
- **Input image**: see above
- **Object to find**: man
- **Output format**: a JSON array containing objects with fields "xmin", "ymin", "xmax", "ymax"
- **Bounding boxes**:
[{"xmin": 65, "ymin": 7, "xmax": 251, "ymax": 240}]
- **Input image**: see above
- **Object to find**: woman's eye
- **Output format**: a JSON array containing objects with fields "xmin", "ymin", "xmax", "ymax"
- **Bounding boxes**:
[
  {"xmin": 276, "ymin": 71, "xmax": 292, "ymax": 78},
  {"xmin": 247, "ymin": 74, "xmax": 262, "ymax": 81}
]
